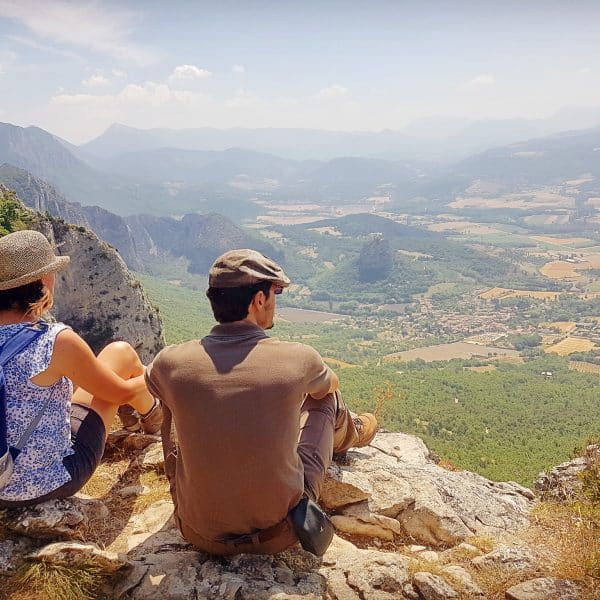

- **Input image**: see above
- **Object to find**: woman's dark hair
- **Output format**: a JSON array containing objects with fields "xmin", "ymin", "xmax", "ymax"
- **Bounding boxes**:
[
  {"xmin": 206, "ymin": 281, "xmax": 272, "ymax": 323},
  {"xmin": 0, "ymin": 280, "xmax": 47, "ymax": 315}
]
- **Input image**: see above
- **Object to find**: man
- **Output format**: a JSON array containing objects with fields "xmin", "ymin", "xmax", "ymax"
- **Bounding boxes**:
[{"xmin": 145, "ymin": 249, "xmax": 377, "ymax": 555}]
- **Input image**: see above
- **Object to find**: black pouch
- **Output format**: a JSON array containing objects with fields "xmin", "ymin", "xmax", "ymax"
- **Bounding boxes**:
[{"xmin": 289, "ymin": 497, "xmax": 334, "ymax": 556}]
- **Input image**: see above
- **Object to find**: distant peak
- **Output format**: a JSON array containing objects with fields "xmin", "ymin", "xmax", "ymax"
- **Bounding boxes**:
[{"xmin": 106, "ymin": 122, "xmax": 138, "ymax": 133}]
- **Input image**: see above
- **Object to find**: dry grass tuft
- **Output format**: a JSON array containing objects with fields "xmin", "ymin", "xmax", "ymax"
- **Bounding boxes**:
[
  {"xmin": 473, "ymin": 564, "xmax": 539, "ymax": 598},
  {"xmin": 372, "ymin": 381, "xmax": 396, "ymax": 420},
  {"xmin": 467, "ymin": 535, "xmax": 494, "ymax": 554},
  {"xmin": 134, "ymin": 470, "xmax": 171, "ymax": 511},
  {"xmin": 406, "ymin": 557, "xmax": 448, "ymax": 578},
  {"xmin": 1, "ymin": 562, "xmax": 112, "ymax": 600},
  {"xmin": 437, "ymin": 458, "xmax": 463, "ymax": 472},
  {"xmin": 448, "ymin": 543, "xmax": 483, "ymax": 562},
  {"xmin": 524, "ymin": 448, "xmax": 600, "ymax": 598},
  {"xmin": 528, "ymin": 501, "xmax": 599, "ymax": 584}
]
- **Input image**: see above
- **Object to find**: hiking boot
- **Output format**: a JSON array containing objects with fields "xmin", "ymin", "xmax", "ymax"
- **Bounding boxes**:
[
  {"xmin": 352, "ymin": 413, "xmax": 378, "ymax": 447},
  {"xmin": 140, "ymin": 398, "xmax": 163, "ymax": 435},
  {"xmin": 118, "ymin": 405, "xmax": 141, "ymax": 432}
]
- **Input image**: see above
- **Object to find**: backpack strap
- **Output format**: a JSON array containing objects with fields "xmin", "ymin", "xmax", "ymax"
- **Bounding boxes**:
[
  {"xmin": 0, "ymin": 322, "xmax": 51, "ymax": 459},
  {"xmin": 11, "ymin": 389, "xmax": 53, "ymax": 455},
  {"xmin": 0, "ymin": 322, "xmax": 49, "ymax": 367}
]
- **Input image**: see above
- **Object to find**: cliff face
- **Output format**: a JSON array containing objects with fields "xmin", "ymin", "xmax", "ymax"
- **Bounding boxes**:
[
  {"xmin": 0, "ymin": 165, "xmax": 280, "ymax": 277},
  {"xmin": 0, "ymin": 165, "xmax": 143, "ymax": 270},
  {"xmin": 30, "ymin": 215, "xmax": 165, "ymax": 363},
  {"xmin": 125, "ymin": 212, "xmax": 282, "ymax": 274}
]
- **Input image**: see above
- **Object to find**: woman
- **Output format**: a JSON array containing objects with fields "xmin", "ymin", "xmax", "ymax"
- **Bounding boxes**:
[{"xmin": 0, "ymin": 229, "xmax": 161, "ymax": 506}]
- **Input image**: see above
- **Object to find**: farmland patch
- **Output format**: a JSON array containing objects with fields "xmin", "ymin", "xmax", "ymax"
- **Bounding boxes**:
[
  {"xmin": 277, "ymin": 307, "xmax": 346, "ymax": 323},
  {"xmin": 384, "ymin": 341, "xmax": 520, "ymax": 362},
  {"xmin": 569, "ymin": 361, "xmax": 600, "ymax": 374},
  {"xmin": 545, "ymin": 321, "xmax": 577, "ymax": 333},
  {"xmin": 479, "ymin": 287, "xmax": 561, "ymax": 300},
  {"xmin": 544, "ymin": 337, "xmax": 597, "ymax": 356},
  {"xmin": 531, "ymin": 235, "xmax": 595, "ymax": 247}
]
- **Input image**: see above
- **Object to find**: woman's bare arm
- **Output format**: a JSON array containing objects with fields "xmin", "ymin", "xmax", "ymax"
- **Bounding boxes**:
[{"xmin": 36, "ymin": 329, "xmax": 146, "ymax": 405}]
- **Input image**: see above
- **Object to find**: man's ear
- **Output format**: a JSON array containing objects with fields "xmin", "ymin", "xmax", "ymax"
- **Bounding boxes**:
[{"xmin": 249, "ymin": 290, "xmax": 265, "ymax": 313}]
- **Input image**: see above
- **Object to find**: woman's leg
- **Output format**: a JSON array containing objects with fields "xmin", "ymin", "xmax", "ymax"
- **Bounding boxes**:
[{"xmin": 72, "ymin": 341, "xmax": 154, "ymax": 436}]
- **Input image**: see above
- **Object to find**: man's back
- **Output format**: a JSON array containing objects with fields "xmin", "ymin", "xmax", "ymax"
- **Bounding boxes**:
[{"xmin": 146, "ymin": 320, "xmax": 332, "ymax": 542}]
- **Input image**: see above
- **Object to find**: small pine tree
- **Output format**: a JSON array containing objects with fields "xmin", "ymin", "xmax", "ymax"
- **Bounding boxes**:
[{"xmin": 0, "ymin": 188, "xmax": 30, "ymax": 235}]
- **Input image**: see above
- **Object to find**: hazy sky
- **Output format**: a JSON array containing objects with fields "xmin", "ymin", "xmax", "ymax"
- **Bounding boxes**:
[{"xmin": 1, "ymin": 0, "xmax": 599, "ymax": 144}]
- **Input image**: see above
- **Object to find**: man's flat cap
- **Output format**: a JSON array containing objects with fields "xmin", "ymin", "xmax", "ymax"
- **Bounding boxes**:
[{"xmin": 209, "ymin": 249, "xmax": 290, "ymax": 288}]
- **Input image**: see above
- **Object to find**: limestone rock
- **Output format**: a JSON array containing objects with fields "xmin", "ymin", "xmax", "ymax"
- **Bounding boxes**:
[
  {"xmin": 494, "ymin": 480, "xmax": 536, "ymax": 500},
  {"xmin": 124, "ymin": 500, "xmax": 177, "ymax": 555},
  {"xmin": 0, "ymin": 496, "xmax": 108, "ymax": 540},
  {"xmin": 398, "ymin": 491, "xmax": 472, "ymax": 547},
  {"xmin": 36, "ymin": 218, "xmax": 164, "ymax": 362},
  {"xmin": 127, "ymin": 550, "xmax": 208, "ymax": 600},
  {"xmin": 137, "ymin": 444, "xmax": 165, "ymax": 472},
  {"xmin": 0, "ymin": 537, "xmax": 33, "ymax": 574},
  {"xmin": 330, "ymin": 502, "xmax": 402, "ymax": 541},
  {"xmin": 413, "ymin": 571, "xmax": 458, "ymax": 599},
  {"xmin": 127, "ymin": 548, "xmax": 324, "ymax": 600},
  {"xmin": 535, "ymin": 444, "xmax": 600, "ymax": 501},
  {"xmin": 118, "ymin": 485, "xmax": 151, "ymax": 498},
  {"xmin": 471, "ymin": 545, "xmax": 536, "ymax": 570},
  {"xmin": 402, "ymin": 583, "xmax": 421, "ymax": 599},
  {"xmin": 29, "ymin": 541, "xmax": 130, "ymax": 572},
  {"xmin": 331, "ymin": 514, "xmax": 395, "ymax": 540},
  {"xmin": 330, "ymin": 432, "xmax": 532, "ymax": 547},
  {"xmin": 319, "ymin": 470, "xmax": 370, "ymax": 510},
  {"xmin": 419, "ymin": 551, "xmax": 439, "ymax": 562},
  {"xmin": 108, "ymin": 563, "xmax": 149, "ymax": 599},
  {"xmin": 330, "ymin": 548, "xmax": 410, "ymax": 599},
  {"xmin": 505, "ymin": 577, "xmax": 582, "ymax": 599}
]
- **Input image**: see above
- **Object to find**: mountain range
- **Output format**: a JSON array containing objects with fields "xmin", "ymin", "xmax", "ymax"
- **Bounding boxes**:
[
  {"xmin": 0, "ymin": 122, "xmax": 435, "ymax": 216},
  {"xmin": 456, "ymin": 127, "xmax": 600, "ymax": 187},
  {"xmin": 1, "ymin": 118, "xmax": 599, "ymax": 226},
  {"xmin": 81, "ymin": 105, "xmax": 600, "ymax": 162}
]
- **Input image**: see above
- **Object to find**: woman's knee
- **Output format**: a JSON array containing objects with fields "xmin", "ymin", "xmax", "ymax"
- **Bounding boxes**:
[
  {"xmin": 101, "ymin": 340, "xmax": 136, "ymax": 358},
  {"xmin": 98, "ymin": 341, "xmax": 142, "ymax": 375}
]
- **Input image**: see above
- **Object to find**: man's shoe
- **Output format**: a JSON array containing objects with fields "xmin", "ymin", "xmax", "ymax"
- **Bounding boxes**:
[
  {"xmin": 140, "ymin": 398, "xmax": 163, "ymax": 435},
  {"xmin": 353, "ymin": 413, "xmax": 378, "ymax": 447},
  {"xmin": 118, "ymin": 405, "xmax": 141, "ymax": 432}
]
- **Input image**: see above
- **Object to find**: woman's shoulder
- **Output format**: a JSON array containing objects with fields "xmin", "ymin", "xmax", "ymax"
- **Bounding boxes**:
[
  {"xmin": 37, "ymin": 322, "xmax": 76, "ymax": 360},
  {"xmin": 44, "ymin": 321, "xmax": 71, "ymax": 332},
  {"xmin": 37, "ymin": 321, "xmax": 72, "ymax": 344}
]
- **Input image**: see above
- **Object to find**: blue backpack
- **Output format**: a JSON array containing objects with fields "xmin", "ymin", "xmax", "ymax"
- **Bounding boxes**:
[{"xmin": 0, "ymin": 322, "xmax": 50, "ymax": 489}]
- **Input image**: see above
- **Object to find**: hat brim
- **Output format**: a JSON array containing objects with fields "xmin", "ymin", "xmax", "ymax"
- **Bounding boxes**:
[{"xmin": 0, "ymin": 256, "xmax": 70, "ymax": 291}]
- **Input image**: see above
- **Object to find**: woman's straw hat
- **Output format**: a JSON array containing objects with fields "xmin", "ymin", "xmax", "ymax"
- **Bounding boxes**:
[{"xmin": 0, "ymin": 230, "xmax": 70, "ymax": 291}]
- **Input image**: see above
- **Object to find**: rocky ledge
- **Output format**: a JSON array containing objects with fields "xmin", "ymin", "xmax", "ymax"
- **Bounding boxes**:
[{"xmin": 0, "ymin": 432, "xmax": 588, "ymax": 599}]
